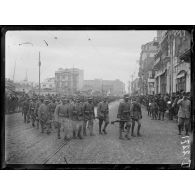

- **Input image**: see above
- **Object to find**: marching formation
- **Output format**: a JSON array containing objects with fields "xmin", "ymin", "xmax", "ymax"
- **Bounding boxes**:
[
  {"xmin": 10, "ymin": 93, "xmax": 143, "ymax": 141},
  {"xmin": 6, "ymin": 91, "xmax": 191, "ymax": 142}
]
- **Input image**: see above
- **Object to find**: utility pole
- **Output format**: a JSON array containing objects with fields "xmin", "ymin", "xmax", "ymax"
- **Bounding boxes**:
[
  {"xmin": 101, "ymin": 79, "xmax": 103, "ymax": 95},
  {"xmin": 131, "ymin": 74, "xmax": 133, "ymax": 95},
  {"xmin": 39, "ymin": 51, "xmax": 41, "ymax": 96},
  {"xmin": 13, "ymin": 61, "xmax": 16, "ymax": 82}
]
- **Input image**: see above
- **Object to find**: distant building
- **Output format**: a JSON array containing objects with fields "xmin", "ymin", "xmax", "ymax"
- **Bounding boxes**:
[
  {"xmin": 55, "ymin": 68, "xmax": 84, "ymax": 95},
  {"xmin": 131, "ymin": 78, "xmax": 139, "ymax": 95},
  {"xmin": 83, "ymin": 79, "xmax": 125, "ymax": 96},
  {"xmin": 41, "ymin": 77, "xmax": 55, "ymax": 90}
]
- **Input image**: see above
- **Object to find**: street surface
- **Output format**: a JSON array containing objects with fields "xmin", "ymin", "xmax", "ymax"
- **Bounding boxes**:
[{"xmin": 5, "ymin": 100, "xmax": 183, "ymax": 164}]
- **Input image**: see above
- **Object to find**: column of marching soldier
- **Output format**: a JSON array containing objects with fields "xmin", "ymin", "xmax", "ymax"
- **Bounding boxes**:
[{"xmin": 21, "ymin": 94, "xmax": 143, "ymax": 140}]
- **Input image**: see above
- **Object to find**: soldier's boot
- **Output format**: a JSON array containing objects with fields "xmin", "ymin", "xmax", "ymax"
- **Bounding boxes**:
[
  {"xmin": 125, "ymin": 134, "xmax": 130, "ymax": 140},
  {"xmin": 158, "ymin": 113, "xmax": 161, "ymax": 120},
  {"xmin": 83, "ymin": 123, "xmax": 87, "ymax": 136},
  {"xmin": 99, "ymin": 120, "xmax": 103, "ymax": 134},
  {"xmin": 178, "ymin": 125, "xmax": 182, "ymax": 135},
  {"xmin": 119, "ymin": 129, "xmax": 124, "ymax": 140},
  {"xmin": 73, "ymin": 130, "xmax": 77, "ymax": 139},
  {"xmin": 162, "ymin": 113, "xmax": 164, "ymax": 121},
  {"xmin": 125, "ymin": 126, "xmax": 131, "ymax": 140},
  {"xmin": 47, "ymin": 124, "xmax": 51, "ymax": 135},
  {"xmin": 36, "ymin": 121, "xmax": 39, "ymax": 129},
  {"xmin": 102, "ymin": 122, "xmax": 108, "ymax": 134},
  {"xmin": 131, "ymin": 121, "xmax": 136, "ymax": 136},
  {"xmin": 137, "ymin": 124, "xmax": 142, "ymax": 137},
  {"xmin": 185, "ymin": 127, "xmax": 189, "ymax": 136},
  {"xmin": 90, "ymin": 132, "xmax": 95, "ymax": 136},
  {"xmin": 32, "ymin": 120, "xmax": 35, "ymax": 127},
  {"xmin": 78, "ymin": 128, "xmax": 83, "ymax": 139}
]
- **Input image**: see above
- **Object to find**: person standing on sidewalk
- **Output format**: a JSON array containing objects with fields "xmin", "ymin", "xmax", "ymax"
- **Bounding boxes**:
[
  {"xmin": 97, "ymin": 96, "xmax": 109, "ymax": 135},
  {"xmin": 177, "ymin": 92, "xmax": 191, "ymax": 136}
]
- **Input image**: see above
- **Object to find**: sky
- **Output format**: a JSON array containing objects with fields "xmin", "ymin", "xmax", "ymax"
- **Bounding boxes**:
[{"xmin": 6, "ymin": 30, "xmax": 156, "ymax": 90}]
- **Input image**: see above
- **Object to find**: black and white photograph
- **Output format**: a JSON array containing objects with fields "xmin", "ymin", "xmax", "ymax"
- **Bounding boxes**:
[{"xmin": 1, "ymin": 27, "xmax": 194, "ymax": 168}]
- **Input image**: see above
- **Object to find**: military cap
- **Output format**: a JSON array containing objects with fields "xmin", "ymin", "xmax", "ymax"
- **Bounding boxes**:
[
  {"xmin": 61, "ymin": 96, "xmax": 67, "ymax": 101},
  {"xmin": 123, "ymin": 94, "xmax": 129, "ymax": 99},
  {"xmin": 88, "ymin": 96, "xmax": 93, "ymax": 100},
  {"xmin": 44, "ymin": 98, "xmax": 50, "ymax": 102}
]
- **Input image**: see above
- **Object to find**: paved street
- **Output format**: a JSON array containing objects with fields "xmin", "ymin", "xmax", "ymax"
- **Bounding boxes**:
[{"xmin": 5, "ymin": 100, "xmax": 183, "ymax": 164}]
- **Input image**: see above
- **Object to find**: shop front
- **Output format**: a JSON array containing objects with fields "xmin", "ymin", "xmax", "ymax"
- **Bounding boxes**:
[{"xmin": 176, "ymin": 70, "xmax": 186, "ymax": 92}]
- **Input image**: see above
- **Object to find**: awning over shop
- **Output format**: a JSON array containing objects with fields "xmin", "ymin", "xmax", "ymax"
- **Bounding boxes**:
[
  {"xmin": 177, "ymin": 71, "xmax": 186, "ymax": 79},
  {"xmin": 179, "ymin": 49, "xmax": 190, "ymax": 62}
]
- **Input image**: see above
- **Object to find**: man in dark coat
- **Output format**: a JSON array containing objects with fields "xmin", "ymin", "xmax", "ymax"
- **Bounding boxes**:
[{"xmin": 158, "ymin": 96, "xmax": 167, "ymax": 120}]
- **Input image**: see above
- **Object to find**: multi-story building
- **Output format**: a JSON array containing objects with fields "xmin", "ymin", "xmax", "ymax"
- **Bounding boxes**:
[
  {"xmin": 153, "ymin": 30, "xmax": 191, "ymax": 94},
  {"xmin": 138, "ymin": 38, "xmax": 159, "ymax": 95},
  {"xmin": 172, "ymin": 30, "xmax": 191, "ymax": 93},
  {"xmin": 82, "ymin": 79, "xmax": 125, "ymax": 96},
  {"xmin": 55, "ymin": 68, "xmax": 84, "ymax": 95},
  {"xmin": 131, "ymin": 78, "xmax": 139, "ymax": 95}
]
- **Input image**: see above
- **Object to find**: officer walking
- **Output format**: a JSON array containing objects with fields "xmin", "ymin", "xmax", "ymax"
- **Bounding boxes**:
[
  {"xmin": 117, "ymin": 94, "xmax": 131, "ymax": 140},
  {"xmin": 29, "ymin": 97, "xmax": 36, "ymax": 127},
  {"xmin": 70, "ymin": 96, "xmax": 84, "ymax": 139},
  {"xmin": 35, "ymin": 97, "xmax": 43, "ymax": 129},
  {"xmin": 97, "ymin": 96, "xmax": 109, "ymax": 135},
  {"xmin": 38, "ymin": 98, "xmax": 51, "ymax": 134},
  {"xmin": 22, "ymin": 97, "xmax": 30, "ymax": 123},
  {"xmin": 131, "ymin": 97, "xmax": 142, "ymax": 137},
  {"xmin": 48, "ymin": 98, "xmax": 57, "ymax": 131},
  {"xmin": 54, "ymin": 97, "xmax": 70, "ymax": 140},
  {"xmin": 83, "ymin": 97, "xmax": 95, "ymax": 136}
]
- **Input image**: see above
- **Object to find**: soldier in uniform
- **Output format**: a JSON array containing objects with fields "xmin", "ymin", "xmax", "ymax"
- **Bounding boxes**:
[
  {"xmin": 97, "ymin": 96, "xmax": 109, "ymax": 135},
  {"xmin": 54, "ymin": 97, "xmax": 70, "ymax": 140},
  {"xmin": 158, "ymin": 95, "xmax": 167, "ymax": 120},
  {"xmin": 117, "ymin": 94, "xmax": 131, "ymax": 140},
  {"xmin": 29, "ymin": 97, "xmax": 36, "ymax": 127},
  {"xmin": 22, "ymin": 97, "xmax": 30, "ymax": 123},
  {"xmin": 35, "ymin": 97, "xmax": 44, "ymax": 129},
  {"xmin": 177, "ymin": 92, "xmax": 191, "ymax": 135},
  {"xmin": 48, "ymin": 98, "xmax": 57, "ymax": 131},
  {"xmin": 70, "ymin": 97, "xmax": 84, "ymax": 139},
  {"xmin": 83, "ymin": 97, "xmax": 95, "ymax": 136},
  {"xmin": 38, "ymin": 98, "xmax": 51, "ymax": 134},
  {"xmin": 131, "ymin": 97, "xmax": 142, "ymax": 137}
]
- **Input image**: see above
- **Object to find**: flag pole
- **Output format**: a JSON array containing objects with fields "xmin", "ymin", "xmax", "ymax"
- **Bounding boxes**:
[{"xmin": 39, "ymin": 51, "xmax": 41, "ymax": 96}]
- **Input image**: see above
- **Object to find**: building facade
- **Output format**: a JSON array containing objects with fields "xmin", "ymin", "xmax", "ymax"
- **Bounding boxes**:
[
  {"xmin": 131, "ymin": 78, "xmax": 139, "ymax": 95},
  {"xmin": 138, "ymin": 39, "xmax": 159, "ymax": 95},
  {"xmin": 83, "ymin": 79, "xmax": 125, "ymax": 96},
  {"xmin": 55, "ymin": 68, "xmax": 84, "ymax": 95},
  {"xmin": 153, "ymin": 30, "xmax": 191, "ymax": 94},
  {"xmin": 41, "ymin": 77, "xmax": 55, "ymax": 90}
]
